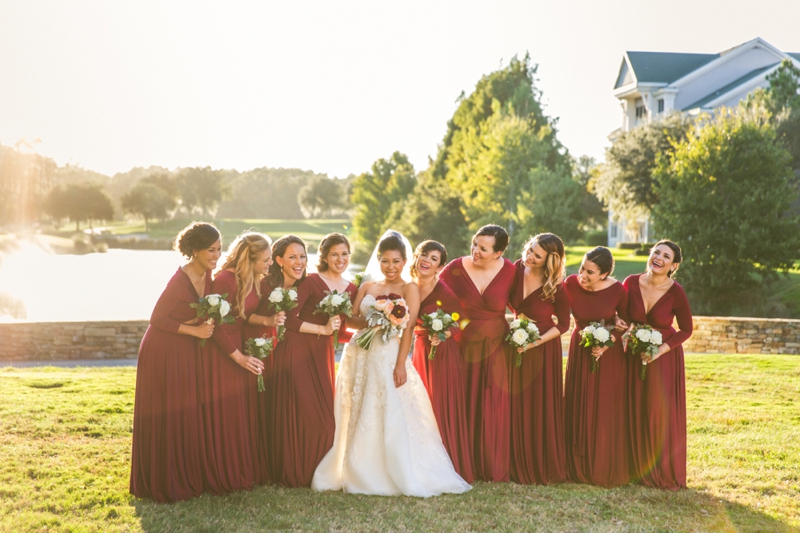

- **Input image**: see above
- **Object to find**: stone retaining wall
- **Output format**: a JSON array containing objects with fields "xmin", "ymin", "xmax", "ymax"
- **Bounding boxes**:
[{"xmin": 0, "ymin": 316, "xmax": 798, "ymax": 362}]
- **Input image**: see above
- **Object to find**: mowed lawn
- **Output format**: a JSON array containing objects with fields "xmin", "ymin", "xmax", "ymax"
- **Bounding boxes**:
[{"xmin": 1, "ymin": 355, "xmax": 798, "ymax": 532}]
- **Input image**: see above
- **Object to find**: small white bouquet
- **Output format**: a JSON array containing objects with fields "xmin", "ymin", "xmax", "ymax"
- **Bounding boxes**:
[
  {"xmin": 420, "ymin": 308, "xmax": 459, "ymax": 360},
  {"xmin": 623, "ymin": 324, "xmax": 663, "ymax": 380},
  {"xmin": 190, "ymin": 293, "xmax": 234, "ymax": 347},
  {"xmin": 579, "ymin": 321, "xmax": 616, "ymax": 374},
  {"xmin": 313, "ymin": 289, "xmax": 353, "ymax": 347},
  {"xmin": 268, "ymin": 287, "xmax": 299, "ymax": 340},
  {"xmin": 244, "ymin": 336, "xmax": 274, "ymax": 392},
  {"xmin": 355, "ymin": 293, "xmax": 409, "ymax": 350},
  {"xmin": 505, "ymin": 317, "xmax": 541, "ymax": 368}
]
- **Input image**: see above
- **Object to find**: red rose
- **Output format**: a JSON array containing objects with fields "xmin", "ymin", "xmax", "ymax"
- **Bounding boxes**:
[{"xmin": 391, "ymin": 305, "xmax": 407, "ymax": 319}]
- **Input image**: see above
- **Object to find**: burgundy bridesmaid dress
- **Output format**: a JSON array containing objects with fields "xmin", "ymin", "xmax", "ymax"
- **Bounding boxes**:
[
  {"xmin": 624, "ymin": 274, "xmax": 692, "ymax": 489},
  {"xmin": 508, "ymin": 259, "xmax": 570, "ymax": 484},
  {"xmin": 130, "ymin": 268, "xmax": 209, "ymax": 503},
  {"xmin": 563, "ymin": 274, "xmax": 630, "ymax": 487},
  {"xmin": 411, "ymin": 280, "xmax": 474, "ymax": 483},
  {"xmin": 200, "ymin": 269, "xmax": 259, "ymax": 494},
  {"xmin": 440, "ymin": 257, "xmax": 516, "ymax": 482},
  {"xmin": 268, "ymin": 273, "xmax": 356, "ymax": 487}
]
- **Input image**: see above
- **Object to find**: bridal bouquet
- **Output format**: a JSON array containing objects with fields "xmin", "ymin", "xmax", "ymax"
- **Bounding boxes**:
[
  {"xmin": 268, "ymin": 287, "xmax": 298, "ymax": 340},
  {"xmin": 244, "ymin": 335, "xmax": 274, "ymax": 392},
  {"xmin": 420, "ymin": 309, "xmax": 459, "ymax": 360},
  {"xmin": 579, "ymin": 321, "xmax": 616, "ymax": 374},
  {"xmin": 505, "ymin": 317, "xmax": 541, "ymax": 368},
  {"xmin": 190, "ymin": 293, "xmax": 234, "ymax": 347},
  {"xmin": 355, "ymin": 293, "xmax": 409, "ymax": 350},
  {"xmin": 313, "ymin": 289, "xmax": 353, "ymax": 347},
  {"xmin": 623, "ymin": 324, "xmax": 663, "ymax": 380}
]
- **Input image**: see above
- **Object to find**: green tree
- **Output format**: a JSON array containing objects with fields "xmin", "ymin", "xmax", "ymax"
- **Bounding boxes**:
[
  {"xmin": 121, "ymin": 182, "xmax": 177, "ymax": 231},
  {"xmin": 653, "ymin": 109, "xmax": 800, "ymax": 314},
  {"xmin": 43, "ymin": 182, "xmax": 114, "ymax": 231},
  {"xmin": 572, "ymin": 155, "xmax": 608, "ymax": 231},
  {"xmin": 298, "ymin": 176, "xmax": 345, "ymax": 218},
  {"xmin": 177, "ymin": 167, "xmax": 231, "ymax": 218}
]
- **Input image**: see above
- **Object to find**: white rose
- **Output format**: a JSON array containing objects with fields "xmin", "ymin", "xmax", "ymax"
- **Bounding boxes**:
[
  {"xmin": 512, "ymin": 329, "xmax": 529, "ymax": 345},
  {"xmin": 429, "ymin": 312, "xmax": 438, "ymax": 319},
  {"xmin": 207, "ymin": 294, "xmax": 220, "ymax": 307},
  {"xmin": 288, "ymin": 289, "xmax": 298, "ymax": 300},
  {"xmin": 254, "ymin": 337, "xmax": 267, "ymax": 347},
  {"xmin": 581, "ymin": 325, "xmax": 595, "ymax": 337},
  {"xmin": 594, "ymin": 328, "xmax": 610, "ymax": 343},
  {"xmin": 527, "ymin": 322, "xmax": 539, "ymax": 334},
  {"xmin": 651, "ymin": 331, "xmax": 663, "ymax": 345},
  {"xmin": 219, "ymin": 300, "xmax": 231, "ymax": 317},
  {"xmin": 635, "ymin": 328, "xmax": 652, "ymax": 343},
  {"xmin": 431, "ymin": 319, "xmax": 444, "ymax": 331},
  {"xmin": 510, "ymin": 319, "xmax": 522, "ymax": 330},
  {"xmin": 269, "ymin": 288, "xmax": 283, "ymax": 303},
  {"xmin": 330, "ymin": 294, "xmax": 345, "ymax": 307}
]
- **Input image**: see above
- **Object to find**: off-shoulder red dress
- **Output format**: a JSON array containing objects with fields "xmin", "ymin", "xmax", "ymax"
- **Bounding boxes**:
[
  {"xmin": 508, "ymin": 260, "xmax": 570, "ymax": 484},
  {"xmin": 563, "ymin": 274, "xmax": 630, "ymax": 487},
  {"xmin": 130, "ymin": 268, "xmax": 209, "ymax": 502},
  {"xmin": 624, "ymin": 274, "xmax": 693, "ymax": 489},
  {"xmin": 268, "ymin": 273, "xmax": 356, "ymax": 487},
  {"xmin": 411, "ymin": 280, "xmax": 474, "ymax": 483},
  {"xmin": 440, "ymin": 257, "xmax": 516, "ymax": 482}
]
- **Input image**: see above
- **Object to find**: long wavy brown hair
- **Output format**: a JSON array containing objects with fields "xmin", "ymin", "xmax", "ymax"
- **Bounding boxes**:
[
  {"xmin": 218, "ymin": 232, "xmax": 272, "ymax": 319},
  {"xmin": 267, "ymin": 234, "xmax": 307, "ymax": 288},
  {"xmin": 523, "ymin": 233, "xmax": 565, "ymax": 302}
]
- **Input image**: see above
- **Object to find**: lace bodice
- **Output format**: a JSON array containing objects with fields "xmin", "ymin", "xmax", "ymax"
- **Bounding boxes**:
[{"xmin": 359, "ymin": 294, "xmax": 376, "ymax": 318}]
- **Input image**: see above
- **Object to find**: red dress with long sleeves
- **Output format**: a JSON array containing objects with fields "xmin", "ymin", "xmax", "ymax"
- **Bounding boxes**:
[
  {"xmin": 624, "ymin": 274, "xmax": 692, "ymax": 489},
  {"xmin": 563, "ymin": 274, "xmax": 630, "ymax": 487},
  {"xmin": 199, "ymin": 269, "xmax": 259, "ymax": 494},
  {"xmin": 411, "ymin": 280, "xmax": 474, "ymax": 483},
  {"xmin": 508, "ymin": 260, "xmax": 570, "ymax": 484},
  {"xmin": 130, "ymin": 268, "xmax": 209, "ymax": 503},
  {"xmin": 440, "ymin": 257, "xmax": 516, "ymax": 483},
  {"xmin": 268, "ymin": 273, "xmax": 357, "ymax": 487}
]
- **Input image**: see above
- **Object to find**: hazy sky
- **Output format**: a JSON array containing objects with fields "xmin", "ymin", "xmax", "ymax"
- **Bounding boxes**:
[{"xmin": 1, "ymin": 0, "xmax": 799, "ymax": 178}]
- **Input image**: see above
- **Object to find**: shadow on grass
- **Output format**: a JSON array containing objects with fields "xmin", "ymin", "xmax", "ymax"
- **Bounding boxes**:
[{"xmin": 130, "ymin": 482, "xmax": 796, "ymax": 533}]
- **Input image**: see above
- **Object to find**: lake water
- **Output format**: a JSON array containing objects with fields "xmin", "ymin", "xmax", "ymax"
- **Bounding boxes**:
[{"xmin": 0, "ymin": 245, "xmax": 328, "ymax": 322}]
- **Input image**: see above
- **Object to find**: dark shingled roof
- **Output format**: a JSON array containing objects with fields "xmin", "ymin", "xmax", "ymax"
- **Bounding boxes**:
[
  {"xmin": 682, "ymin": 63, "xmax": 778, "ymax": 111},
  {"xmin": 621, "ymin": 52, "xmax": 719, "ymax": 86},
  {"xmin": 789, "ymin": 53, "xmax": 800, "ymax": 62}
]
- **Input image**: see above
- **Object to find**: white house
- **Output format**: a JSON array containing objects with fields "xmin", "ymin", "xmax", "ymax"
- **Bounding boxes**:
[{"xmin": 607, "ymin": 37, "xmax": 800, "ymax": 247}]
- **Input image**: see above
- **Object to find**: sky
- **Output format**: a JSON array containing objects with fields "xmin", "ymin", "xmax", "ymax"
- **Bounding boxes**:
[{"xmin": 1, "ymin": 0, "xmax": 799, "ymax": 179}]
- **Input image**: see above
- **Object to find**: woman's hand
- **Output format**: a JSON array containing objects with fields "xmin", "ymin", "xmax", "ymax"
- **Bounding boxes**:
[
  {"xmin": 517, "ymin": 339, "xmax": 539, "ymax": 354},
  {"xmin": 193, "ymin": 322, "xmax": 214, "ymax": 339},
  {"xmin": 322, "ymin": 316, "xmax": 341, "ymax": 336},
  {"xmin": 393, "ymin": 362, "xmax": 407, "ymax": 388},
  {"xmin": 591, "ymin": 345, "xmax": 610, "ymax": 360},
  {"xmin": 614, "ymin": 315, "xmax": 628, "ymax": 332},
  {"xmin": 235, "ymin": 352, "xmax": 264, "ymax": 376},
  {"xmin": 429, "ymin": 335, "xmax": 442, "ymax": 347},
  {"xmin": 642, "ymin": 343, "xmax": 670, "ymax": 363},
  {"xmin": 268, "ymin": 311, "xmax": 286, "ymax": 328}
]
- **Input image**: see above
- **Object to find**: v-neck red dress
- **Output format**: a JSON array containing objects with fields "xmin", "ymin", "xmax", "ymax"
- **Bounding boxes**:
[
  {"xmin": 130, "ymin": 267, "xmax": 210, "ymax": 503},
  {"xmin": 268, "ymin": 273, "xmax": 357, "ymax": 487},
  {"xmin": 440, "ymin": 257, "xmax": 516, "ymax": 483},
  {"xmin": 508, "ymin": 260, "xmax": 570, "ymax": 484},
  {"xmin": 624, "ymin": 274, "xmax": 692, "ymax": 489},
  {"xmin": 411, "ymin": 280, "xmax": 474, "ymax": 483},
  {"xmin": 563, "ymin": 274, "xmax": 630, "ymax": 487}
]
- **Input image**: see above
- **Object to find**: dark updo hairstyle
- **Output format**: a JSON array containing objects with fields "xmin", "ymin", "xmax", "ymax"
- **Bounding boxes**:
[
  {"xmin": 650, "ymin": 239, "xmax": 683, "ymax": 278},
  {"xmin": 267, "ymin": 234, "xmax": 307, "ymax": 288},
  {"xmin": 174, "ymin": 221, "xmax": 220, "ymax": 258},
  {"xmin": 377, "ymin": 231, "xmax": 407, "ymax": 259},
  {"xmin": 584, "ymin": 246, "xmax": 615, "ymax": 278},
  {"xmin": 410, "ymin": 240, "xmax": 448, "ymax": 279},
  {"xmin": 317, "ymin": 233, "xmax": 351, "ymax": 272},
  {"xmin": 473, "ymin": 224, "xmax": 509, "ymax": 253}
]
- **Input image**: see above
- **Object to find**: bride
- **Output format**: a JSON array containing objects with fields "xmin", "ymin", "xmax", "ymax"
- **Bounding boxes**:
[{"xmin": 311, "ymin": 231, "xmax": 471, "ymax": 497}]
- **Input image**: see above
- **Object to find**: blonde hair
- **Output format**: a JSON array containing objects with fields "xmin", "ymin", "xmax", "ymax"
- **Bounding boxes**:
[
  {"xmin": 523, "ymin": 233, "xmax": 565, "ymax": 302},
  {"xmin": 218, "ymin": 232, "xmax": 272, "ymax": 319}
]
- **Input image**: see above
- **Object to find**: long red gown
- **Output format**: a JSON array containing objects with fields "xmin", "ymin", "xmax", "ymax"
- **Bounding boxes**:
[
  {"xmin": 130, "ymin": 268, "xmax": 209, "ymax": 502},
  {"xmin": 268, "ymin": 273, "xmax": 356, "ymax": 487},
  {"xmin": 624, "ymin": 274, "xmax": 692, "ymax": 489},
  {"xmin": 411, "ymin": 280, "xmax": 474, "ymax": 483},
  {"xmin": 440, "ymin": 257, "xmax": 516, "ymax": 482},
  {"xmin": 563, "ymin": 274, "xmax": 630, "ymax": 487},
  {"xmin": 200, "ymin": 269, "xmax": 259, "ymax": 494},
  {"xmin": 508, "ymin": 260, "xmax": 570, "ymax": 484}
]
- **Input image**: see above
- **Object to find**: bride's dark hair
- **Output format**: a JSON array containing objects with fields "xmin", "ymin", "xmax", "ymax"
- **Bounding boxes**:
[{"xmin": 377, "ymin": 231, "xmax": 407, "ymax": 259}]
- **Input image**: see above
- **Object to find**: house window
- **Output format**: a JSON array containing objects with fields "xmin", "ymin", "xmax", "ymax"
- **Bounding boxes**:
[
  {"xmin": 658, "ymin": 99, "xmax": 665, "ymax": 113},
  {"xmin": 635, "ymin": 104, "xmax": 646, "ymax": 119},
  {"xmin": 610, "ymin": 222, "xmax": 618, "ymax": 239}
]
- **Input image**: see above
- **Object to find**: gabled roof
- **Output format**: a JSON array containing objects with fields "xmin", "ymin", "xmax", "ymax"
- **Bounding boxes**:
[
  {"xmin": 615, "ymin": 52, "xmax": 719, "ymax": 88},
  {"xmin": 682, "ymin": 63, "xmax": 778, "ymax": 110}
]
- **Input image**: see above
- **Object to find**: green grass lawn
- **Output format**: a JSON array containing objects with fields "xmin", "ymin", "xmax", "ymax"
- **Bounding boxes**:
[{"xmin": 1, "ymin": 355, "xmax": 798, "ymax": 532}]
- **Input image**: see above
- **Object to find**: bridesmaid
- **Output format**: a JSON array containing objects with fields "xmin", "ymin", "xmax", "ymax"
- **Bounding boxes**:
[
  {"xmin": 410, "ymin": 240, "xmax": 474, "ymax": 483},
  {"xmin": 130, "ymin": 222, "xmax": 220, "ymax": 503},
  {"xmin": 244, "ymin": 235, "xmax": 305, "ymax": 484},
  {"xmin": 508, "ymin": 233, "xmax": 570, "ymax": 485},
  {"xmin": 200, "ymin": 232, "xmax": 269, "ymax": 494},
  {"xmin": 563, "ymin": 246, "xmax": 630, "ymax": 487},
  {"xmin": 440, "ymin": 224, "xmax": 516, "ymax": 483},
  {"xmin": 623, "ymin": 240, "xmax": 692, "ymax": 489},
  {"xmin": 269, "ymin": 233, "xmax": 357, "ymax": 487}
]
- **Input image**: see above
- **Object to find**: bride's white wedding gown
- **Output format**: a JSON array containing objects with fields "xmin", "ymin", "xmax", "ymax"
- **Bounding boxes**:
[{"xmin": 312, "ymin": 294, "xmax": 471, "ymax": 497}]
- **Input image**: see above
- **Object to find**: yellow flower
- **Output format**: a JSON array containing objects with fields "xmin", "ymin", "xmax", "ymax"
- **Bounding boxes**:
[{"xmin": 452, "ymin": 312, "xmax": 460, "ymax": 321}]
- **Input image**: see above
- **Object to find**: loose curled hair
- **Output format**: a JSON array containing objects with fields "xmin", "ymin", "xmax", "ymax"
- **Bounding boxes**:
[
  {"xmin": 174, "ymin": 221, "xmax": 220, "ymax": 258},
  {"xmin": 267, "ymin": 234, "xmax": 307, "ymax": 289},
  {"xmin": 377, "ymin": 231, "xmax": 407, "ymax": 259},
  {"xmin": 317, "ymin": 233, "xmax": 351, "ymax": 272},
  {"xmin": 410, "ymin": 240, "xmax": 448, "ymax": 279},
  {"xmin": 523, "ymin": 233, "xmax": 565, "ymax": 302},
  {"xmin": 584, "ymin": 246, "xmax": 615, "ymax": 278},
  {"xmin": 649, "ymin": 239, "xmax": 683, "ymax": 278},
  {"xmin": 473, "ymin": 224, "xmax": 509, "ymax": 253},
  {"xmin": 218, "ymin": 232, "xmax": 272, "ymax": 319}
]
